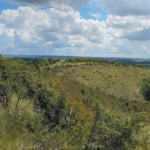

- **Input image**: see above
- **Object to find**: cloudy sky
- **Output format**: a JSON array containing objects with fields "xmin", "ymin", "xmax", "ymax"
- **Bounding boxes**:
[{"xmin": 0, "ymin": 0, "xmax": 150, "ymax": 57}]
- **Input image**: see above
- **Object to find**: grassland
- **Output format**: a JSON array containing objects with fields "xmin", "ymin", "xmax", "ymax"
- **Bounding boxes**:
[
  {"xmin": 0, "ymin": 57, "xmax": 150, "ymax": 149},
  {"xmin": 52, "ymin": 60, "xmax": 150, "ymax": 146},
  {"xmin": 52, "ymin": 61, "xmax": 150, "ymax": 107}
]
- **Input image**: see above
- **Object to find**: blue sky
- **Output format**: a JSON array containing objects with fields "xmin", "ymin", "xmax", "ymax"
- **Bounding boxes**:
[
  {"xmin": 0, "ymin": 0, "xmax": 107, "ymax": 20},
  {"xmin": 0, "ymin": 0, "xmax": 18, "ymax": 12},
  {"xmin": 0, "ymin": 0, "xmax": 150, "ymax": 57}
]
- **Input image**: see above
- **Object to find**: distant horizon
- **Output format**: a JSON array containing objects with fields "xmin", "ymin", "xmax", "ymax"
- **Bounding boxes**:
[{"xmin": 2, "ymin": 54, "xmax": 150, "ymax": 59}]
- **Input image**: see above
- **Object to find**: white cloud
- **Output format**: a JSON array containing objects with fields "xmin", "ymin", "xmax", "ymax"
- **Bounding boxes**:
[
  {"xmin": 0, "ymin": 6, "xmax": 150, "ymax": 57},
  {"xmin": 90, "ymin": 12, "xmax": 102, "ymax": 19},
  {"xmin": 104, "ymin": 0, "xmax": 150, "ymax": 16},
  {"xmin": 0, "ymin": 7, "xmax": 109, "ymax": 55}
]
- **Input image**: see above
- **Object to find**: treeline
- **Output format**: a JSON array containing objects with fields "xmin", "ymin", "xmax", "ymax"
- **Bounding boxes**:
[
  {"xmin": 66, "ymin": 57, "xmax": 145, "ymax": 68},
  {"xmin": 0, "ymin": 55, "xmax": 149, "ymax": 149}
]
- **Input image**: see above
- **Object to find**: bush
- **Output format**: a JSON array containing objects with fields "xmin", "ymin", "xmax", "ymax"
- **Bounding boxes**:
[
  {"xmin": 85, "ymin": 104, "xmax": 142, "ymax": 150},
  {"xmin": 0, "ymin": 81, "xmax": 12, "ymax": 107},
  {"xmin": 141, "ymin": 78, "xmax": 150, "ymax": 102},
  {"xmin": 34, "ymin": 84, "xmax": 66, "ymax": 129}
]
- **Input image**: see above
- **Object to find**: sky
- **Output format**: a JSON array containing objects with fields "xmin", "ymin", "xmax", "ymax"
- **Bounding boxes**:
[{"xmin": 0, "ymin": 0, "xmax": 150, "ymax": 57}]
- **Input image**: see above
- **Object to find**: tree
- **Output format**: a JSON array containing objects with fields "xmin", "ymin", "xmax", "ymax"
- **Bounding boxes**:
[{"xmin": 13, "ymin": 72, "xmax": 36, "ymax": 109}]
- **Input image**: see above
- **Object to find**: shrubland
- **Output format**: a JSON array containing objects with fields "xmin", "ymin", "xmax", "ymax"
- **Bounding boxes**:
[{"xmin": 0, "ymin": 55, "xmax": 149, "ymax": 150}]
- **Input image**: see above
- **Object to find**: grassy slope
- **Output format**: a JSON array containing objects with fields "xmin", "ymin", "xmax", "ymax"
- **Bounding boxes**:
[
  {"xmin": 57, "ymin": 62, "xmax": 150, "ymax": 101},
  {"xmin": 52, "ymin": 62, "xmax": 150, "ymax": 106},
  {"xmin": 50, "ymin": 61, "xmax": 150, "ymax": 144},
  {"xmin": 0, "ymin": 58, "xmax": 150, "ymax": 149}
]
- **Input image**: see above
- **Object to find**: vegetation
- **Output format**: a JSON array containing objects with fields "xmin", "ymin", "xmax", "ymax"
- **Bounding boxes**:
[
  {"xmin": 141, "ymin": 78, "xmax": 150, "ymax": 102},
  {"xmin": 0, "ymin": 55, "xmax": 149, "ymax": 149}
]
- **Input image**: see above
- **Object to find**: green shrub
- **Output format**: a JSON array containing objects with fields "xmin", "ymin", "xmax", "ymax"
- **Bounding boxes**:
[
  {"xmin": 34, "ymin": 84, "xmax": 66, "ymax": 129},
  {"xmin": 141, "ymin": 78, "xmax": 150, "ymax": 102}
]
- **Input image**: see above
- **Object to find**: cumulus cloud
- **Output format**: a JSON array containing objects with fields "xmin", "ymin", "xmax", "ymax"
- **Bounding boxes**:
[
  {"xmin": 106, "ymin": 15, "xmax": 150, "ymax": 41},
  {"xmin": 0, "ymin": 6, "xmax": 150, "ymax": 57},
  {"xmin": 125, "ymin": 28, "xmax": 150, "ymax": 41},
  {"xmin": 104, "ymin": 0, "xmax": 150, "ymax": 16},
  {"xmin": 0, "ymin": 7, "xmax": 110, "ymax": 55}
]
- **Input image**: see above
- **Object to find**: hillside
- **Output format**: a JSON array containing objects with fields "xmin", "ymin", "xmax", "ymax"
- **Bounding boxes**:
[{"xmin": 0, "ymin": 56, "xmax": 149, "ymax": 149}]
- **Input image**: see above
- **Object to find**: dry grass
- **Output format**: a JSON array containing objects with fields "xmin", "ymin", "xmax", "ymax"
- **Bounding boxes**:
[
  {"xmin": 57, "ymin": 63, "xmax": 150, "ymax": 102},
  {"xmin": 52, "ymin": 62, "xmax": 150, "ymax": 146}
]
